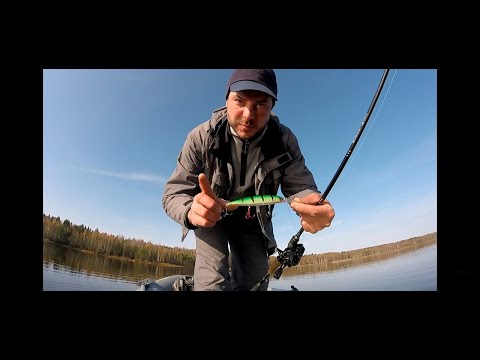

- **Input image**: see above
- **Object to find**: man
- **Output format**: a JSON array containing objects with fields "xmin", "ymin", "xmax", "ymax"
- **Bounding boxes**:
[{"xmin": 162, "ymin": 69, "xmax": 335, "ymax": 290}]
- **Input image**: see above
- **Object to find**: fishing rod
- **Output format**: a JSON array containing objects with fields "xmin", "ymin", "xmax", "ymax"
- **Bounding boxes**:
[{"xmin": 251, "ymin": 69, "xmax": 391, "ymax": 291}]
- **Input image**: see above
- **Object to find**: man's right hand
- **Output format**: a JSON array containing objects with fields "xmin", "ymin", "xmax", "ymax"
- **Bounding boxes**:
[{"xmin": 187, "ymin": 173, "xmax": 226, "ymax": 228}]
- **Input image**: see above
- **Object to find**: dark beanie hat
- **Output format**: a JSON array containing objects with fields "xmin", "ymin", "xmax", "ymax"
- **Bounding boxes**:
[{"xmin": 226, "ymin": 69, "xmax": 278, "ymax": 100}]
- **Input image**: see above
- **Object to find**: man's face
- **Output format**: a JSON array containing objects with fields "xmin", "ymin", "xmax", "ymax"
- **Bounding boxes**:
[{"xmin": 226, "ymin": 90, "xmax": 273, "ymax": 140}]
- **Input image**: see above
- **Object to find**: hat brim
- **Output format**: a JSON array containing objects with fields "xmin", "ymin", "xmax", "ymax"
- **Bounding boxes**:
[{"xmin": 230, "ymin": 80, "xmax": 277, "ymax": 100}]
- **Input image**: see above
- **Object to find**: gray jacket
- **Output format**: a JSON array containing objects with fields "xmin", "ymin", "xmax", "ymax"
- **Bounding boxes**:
[{"xmin": 162, "ymin": 106, "xmax": 319, "ymax": 255}]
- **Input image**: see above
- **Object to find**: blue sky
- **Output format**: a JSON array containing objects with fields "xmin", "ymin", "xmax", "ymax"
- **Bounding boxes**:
[{"xmin": 43, "ymin": 69, "xmax": 437, "ymax": 255}]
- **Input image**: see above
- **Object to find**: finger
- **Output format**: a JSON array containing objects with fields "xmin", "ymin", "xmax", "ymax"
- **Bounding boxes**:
[
  {"xmin": 301, "ymin": 219, "xmax": 318, "ymax": 234},
  {"xmin": 290, "ymin": 198, "xmax": 328, "ymax": 214},
  {"xmin": 190, "ymin": 195, "xmax": 222, "ymax": 226},
  {"xmin": 189, "ymin": 207, "xmax": 217, "ymax": 228},
  {"xmin": 198, "ymin": 173, "xmax": 220, "ymax": 202},
  {"xmin": 197, "ymin": 174, "xmax": 224, "ymax": 214},
  {"xmin": 195, "ymin": 206, "xmax": 222, "ymax": 224},
  {"xmin": 290, "ymin": 200, "xmax": 310, "ymax": 213},
  {"xmin": 226, "ymin": 203, "xmax": 239, "ymax": 211}
]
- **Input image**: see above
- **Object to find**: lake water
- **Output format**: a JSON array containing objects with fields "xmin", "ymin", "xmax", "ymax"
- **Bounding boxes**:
[
  {"xmin": 43, "ymin": 242, "xmax": 437, "ymax": 291},
  {"xmin": 270, "ymin": 243, "xmax": 437, "ymax": 291}
]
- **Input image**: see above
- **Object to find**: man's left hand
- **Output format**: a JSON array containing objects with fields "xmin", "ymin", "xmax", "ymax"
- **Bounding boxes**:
[{"xmin": 290, "ymin": 193, "xmax": 335, "ymax": 234}]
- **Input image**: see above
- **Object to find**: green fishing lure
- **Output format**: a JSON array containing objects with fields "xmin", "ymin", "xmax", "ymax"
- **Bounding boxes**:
[{"xmin": 226, "ymin": 195, "xmax": 289, "ymax": 207}]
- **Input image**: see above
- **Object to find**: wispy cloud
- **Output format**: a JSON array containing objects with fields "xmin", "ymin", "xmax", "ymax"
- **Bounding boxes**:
[{"xmin": 74, "ymin": 166, "xmax": 167, "ymax": 183}]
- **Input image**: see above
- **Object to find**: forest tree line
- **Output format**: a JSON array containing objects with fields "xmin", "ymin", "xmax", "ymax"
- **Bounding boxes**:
[
  {"xmin": 43, "ymin": 214, "xmax": 436, "ymax": 272},
  {"xmin": 43, "ymin": 214, "xmax": 196, "ymax": 267},
  {"xmin": 273, "ymin": 231, "xmax": 437, "ymax": 276}
]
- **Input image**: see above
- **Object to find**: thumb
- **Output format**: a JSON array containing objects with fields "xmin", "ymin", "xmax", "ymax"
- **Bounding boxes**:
[{"xmin": 198, "ymin": 173, "xmax": 220, "ymax": 203}]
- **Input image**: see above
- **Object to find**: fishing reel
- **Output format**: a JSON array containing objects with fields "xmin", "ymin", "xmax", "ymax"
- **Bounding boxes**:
[
  {"xmin": 250, "ymin": 230, "xmax": 305, "ymax": 290},
  {"xmin": 273, "ymin": 242, "xmax": 305, "ymax": 279}
]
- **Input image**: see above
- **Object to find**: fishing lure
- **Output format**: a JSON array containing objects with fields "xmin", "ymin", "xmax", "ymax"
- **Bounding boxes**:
[
  {"xmin": 226, "ymin": 195, "xmax": 289, "ymax": 207},
  {"xmin": 224, "ymin": 195, "xmax": 289, "ymax": 219}
]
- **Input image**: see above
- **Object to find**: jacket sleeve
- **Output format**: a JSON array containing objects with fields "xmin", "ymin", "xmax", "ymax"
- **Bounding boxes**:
[
  {"xmin": 280, "ymin": 126, "xmax": 321, "ymax": 200},
  {"xmin": 162, "ymin": 126, "xmax": 205, "ymax": 233}
]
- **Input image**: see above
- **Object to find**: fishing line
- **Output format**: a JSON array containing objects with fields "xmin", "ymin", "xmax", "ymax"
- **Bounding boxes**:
[
  {"xmin": 250, "ymin": 69, "xmax": 391, "ymax": 290},
  {"xmin": 286, "ymin": 69, "xmax": 391, "ymax": 249},
  {"xmin": 344, "ymin": 69, "xmax": 398, "ymax": 173},
  {"xmin": 284, "ymin": 201, "xmax": 297, "ymax": 230}
]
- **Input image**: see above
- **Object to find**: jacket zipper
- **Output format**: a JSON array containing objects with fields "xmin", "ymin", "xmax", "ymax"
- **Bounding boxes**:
[{"xmin": 240, "ymin": 139, "xmax": 249, "ymax": 186}]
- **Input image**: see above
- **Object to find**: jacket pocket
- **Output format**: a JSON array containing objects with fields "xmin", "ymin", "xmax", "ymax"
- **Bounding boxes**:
[
  {"xmin": 211, "ymin": 171, "xmax": 229, "ymax": 199},
  {"xmin": 264, "ymin": 168, "xmax": 282, "ymax": 190}
]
